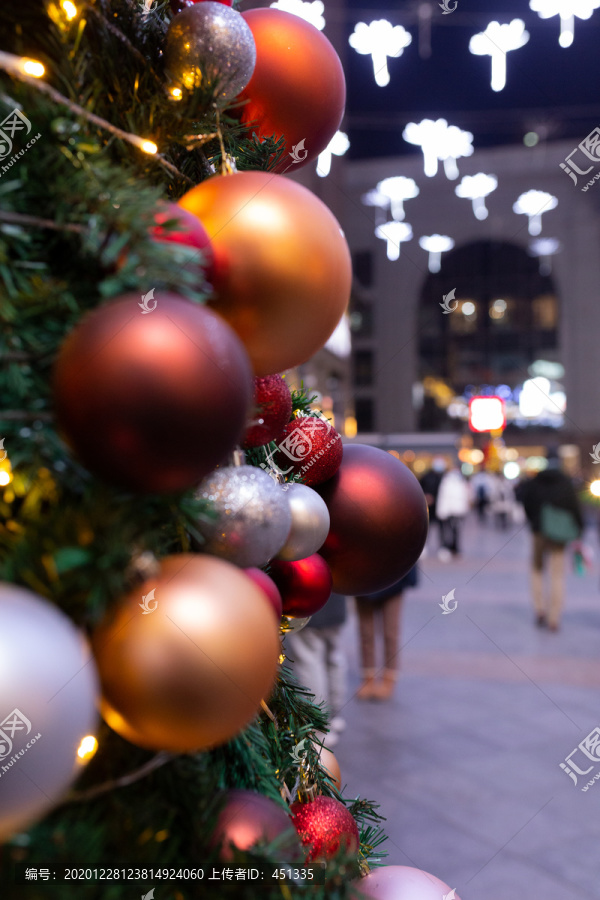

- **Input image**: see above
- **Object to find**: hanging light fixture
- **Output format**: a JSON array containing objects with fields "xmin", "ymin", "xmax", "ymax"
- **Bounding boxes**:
[
  {"xmin": 529, "ymin": 0, "xmax": 600, "ymax": 48},
  {"xmin": 455, "ymin": 173, "xmax": 498, "ymax": 220},
  {"xmin": 529, "ymin": 237, "xmax": 561, "ymax": 274},
  {"xmin": 375, "ymin": 221, "xmax": 413, "ymax": 260},
  {"xmin": 419, "ymin": 234, "xmax": 455, "ymax": 272},
  {"xmin": 513, "ymin": 190, "xmax": 558, "ymax": 235},
  {"xmin": 316, "ymin": 131, "xmax": 350, "ymax": 177},
  {"xmin": 374, "ymin": 176, "xmax": 420, "ymax": 220},
  {"xmin": 349, "ymin": 20, "xmax": 412, "ymax": 87},
  {"xmin": 469, "ymin": 20, "xmax": 530, "ymax": 92},
  {"xmin": 270, "ymin": 0, "xmax": 325, "ymax": 30},
  {"xmin": 403, "ymin": 118, "xmax": 473, "ymax": 179}
]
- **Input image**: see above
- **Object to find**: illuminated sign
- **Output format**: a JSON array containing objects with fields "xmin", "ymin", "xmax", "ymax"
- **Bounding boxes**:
[{"xmin": 469, "ymin": 396, "xmax": 506, "ymax": 432}]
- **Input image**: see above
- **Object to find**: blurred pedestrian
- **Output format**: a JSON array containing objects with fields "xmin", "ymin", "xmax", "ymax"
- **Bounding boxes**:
[
  {"xmin": 471, "ymin": 469, "xmax": 492, "ymax": 523},
  {"xmin": 355, "ymin": 566, "xmax": 418, "ymax": 701},
  {"xmin": 436, "ymin": 464, "xmax": 470, "ymax": 560},
  {"xmin": 285, "ymin": 593, "xmax": 348, "ymax": 744},
  {"xmin": 489, "ymin": 472, "xmax": 515, "ymax": 530},
  {"xmin": 518, "ymin": 448, "xmax": 583, "ymax": 631}
]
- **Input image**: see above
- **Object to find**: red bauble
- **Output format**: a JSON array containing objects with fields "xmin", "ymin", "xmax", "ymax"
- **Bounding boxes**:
[
  {"xmin": 152, "ymin": 202, "xmax": 215, "ymax": 285},
  {"xmin": 243, "ymin": 568, "xmax": 283, "ymax": 620},
  {"xmin": 291, "ymin": 796, "xmax": 359, "ymax": 863},
  {"xmin": 212, "ymin": 790, "xmax": 300, "ymax": 862},
  {"xmin": 352, "ymin": 865, "xmax": 462, "ymax": 900},
  {"xmin": 239, "ymin": 9, "xmax": 345, "ymax": 172},
  {"xmin": 268, "ymin": 554, "xmax": 332, "ymax": 618},
  {"xmin": 272, "ymin": 416, "xmax": 343, "ymax": 487},
  {"xmin": 53, "ymin": 293, "xmax": 252, "ymax": 493},
  {"xmin": 244, "ymin": 375, "xmax": 292, "ymax": 448},
  {"xmin": 316, "ymin": 444, "xmax": 429, "ymax": 595}
]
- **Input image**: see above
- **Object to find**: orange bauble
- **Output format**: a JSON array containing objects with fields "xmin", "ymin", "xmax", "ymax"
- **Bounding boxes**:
[
  {"xmin": 179, "ymin": 172, "xmax": 351, "ymax": 376},
  {"xmin": 238, "ymin": 9, "xmax": 346, "ymax": 172},
  {"xmin": 92, "ymin": 554, "xmax": 280, "ymax": 752}
]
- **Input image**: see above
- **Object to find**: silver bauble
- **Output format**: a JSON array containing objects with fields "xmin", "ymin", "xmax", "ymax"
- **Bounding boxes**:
[
  {"xmin": 276, "ymin": 483, "xmax": 330, "ymax": 562},
  {"xmin": 0, "ymin": 584, "xmax": 99, "ymax": 842},
  {"xmin": 280, "ymin": 615, "xmax": 312, "ymax": 635},
  {"xmin": 197, "ymin": 465, "xmax": 292, "ymax": 568},
  {"xmin": 164, "ymin": 2, "xmax": 256, "ymax": 102}
]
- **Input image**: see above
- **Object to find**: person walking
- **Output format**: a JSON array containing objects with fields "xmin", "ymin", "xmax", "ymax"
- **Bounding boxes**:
[
  {"xmin": 518, "ymin": 449, "xmax": 583, "ymax": 631},
  {"xmin": 489, "ymin": 472, "xmax": 515, "ymax": 530},
  {"xmin": 471, "ymin": 469, "xmax": 492, "ymax": 523},
  {"xmin": 436, "ymin": 464, "xmax": 471, "ymax": 560},
  {"xmin": 355, "ymin": 566, "xmax": 418, "ymax": 701}
]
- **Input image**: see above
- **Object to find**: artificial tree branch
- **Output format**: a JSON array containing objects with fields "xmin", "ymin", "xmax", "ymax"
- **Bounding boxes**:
[{"xmin": 65, "ymin": 751, "xmax": 175, "ymax": 803}]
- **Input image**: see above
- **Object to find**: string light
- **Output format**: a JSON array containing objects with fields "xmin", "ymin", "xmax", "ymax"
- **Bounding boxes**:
[
  {"xmin": 403, "ymin": 118, "xmax": 473, "ymax": 179},
  {"xmin": 170, "ymin": 87, "xmax": 182, "ymax": 101},
  {"xmin": 530, "ymin": 0, "xmax": 600, "ymax": 48},
  {"xmin": 513, "ymin": 190, "xmax": 558, "ymax": 235},
  {"xmin": 270, "ymin": 0, "xmax": 325, "ymax": 30},
  {"xmin": 316, "ymin": 131, "xmax": 350, "ymax": 177},
  {"xmin": 0, "ymin": 52, "xmax": 46, "ymax": 79},
  {"xmin": 419, "ymin": 234, "xmax": 455, "ymax": 272},
  {"xmin": 349, "ymin": 20, "xmax": 412, "ymax": 87},
  {"xmin": 77, "ymin": 735, "xmax": 98, "ymax": 762},
  {"xmin": 375, "ymin": 221, "xmax": 413, "ymax": 261},
  {"xmin": 61, "ymin": 0, "xmax": 78, "ymax": 20},
  {"xmin": 455, "ymin": 173, "xmax": 498, "ymax": 220},
  {"xmin": 469, "ymin": 20, "xmax": 530, "ymax": 92}
]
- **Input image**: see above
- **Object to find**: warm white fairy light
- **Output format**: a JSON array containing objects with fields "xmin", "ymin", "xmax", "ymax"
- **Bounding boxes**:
[
  {"xmin": 513, "ymin": 190, "xmax": 558, "ymax": 235},
  {"xmin": 0, "ymin": 51, "xmax": 46, "ymax": 79},
  {"xmin": 374, "ymin": 176, "xmax": 420, "ymax": 221},
  {"xmin": 270, "ymin": 0, "xmax": 325, "ymax": 30},
  {"xmin": 455, "ymin": 173, "xmax": 498, "ymax": 220},
  {"xmin": 403, "ymin": 118, "xmax": 473, "ymax": 179},
  {"xmin": 375, "ymin": 221, "xmax": 413, "ymax": 260},
  {"xmin": 316, "ymin": 131, "xmax": 350, "ymax": 177},
  {"xmin": 530, "ymin": 0, "xmax": 600, "ymax": 48},
  {"xmin": 61, "ymin": 0, "xmax": 78, "ymax": 19},
  {"xmin": 349, "ymin": 20, "xmax": 412, "ymax": 87},
  {"xmin": 469, "ymin": 20, "xmax": 530, "ymax": 92},
  {"xmin": 419, "ymin": 234, "xmax": 455, "ymax": 272}
]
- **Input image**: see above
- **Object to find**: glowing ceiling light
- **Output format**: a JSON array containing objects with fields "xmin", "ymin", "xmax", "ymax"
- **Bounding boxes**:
[
  {"xmin": 362, "ymin": 189, "xmax": 389, "ymax": 210},
  {"xmin": 375, "ymin": 176, "xmax": 419, "ymax": 220},
  {"xmin": 469, "ymin": 19, "xmax": 530, "ymax": 92},
  {"xmin": 316, "ymin": 131, "xmax": 350, "ymax": 177},
  {"xmin": 529, "ymin": 0, "xmax": 600, "ymax": 48},
  {"xmin": 419, "ymin": 234, "xmax": 455, "ymax": 272},
  {"xmin": 270, "ymin": 0, "xmax": 325, "ymax": 30},
  {"xmin": 529, "ymin": 237, "xmax": 561, "ymax": 274},
  {"xmin": 375, "ymin": 221, "xmax": 413, "ymax": 260},
  {"xmin": 455, "ymin": 173, "xmax": 498, "ymax": 220},
  {"xmin": 513, "ymin": 189, "xmax": 558, "ymax": 235},
  {"xmin": 403, "ymin": 118, "xmax": 473, "ymax": 179},
  {"xmin": 349, "ymin": 20, "xmax": 412, "ymax": 87}
]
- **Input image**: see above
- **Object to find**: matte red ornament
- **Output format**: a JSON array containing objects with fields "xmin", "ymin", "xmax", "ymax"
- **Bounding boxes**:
[
  {"xmin": 239, "ymin": 9, "xmax": 346, "ymax": 172},
  {"xmin": 244, "ymin": 375, "xmax": 292, "ymax": 448},
  {"xmin": 212, "ymin": 790, "xmax": 300, "ymax": 862},
  {"xmin": 351, "ymin": 865, "xmax": 462, "ymax": 900},
  {"xmin": 152, "ymin": 202, "xmax": 215, "ymax": 285},
  {"xmin": 272, "ymin": 417, "xmax": 343, "ymax": 487},
  {"xmin": 243, "ymin": 568, "xmax": 283, "ymax": 620},
  {"xmin": 268, "ymin": 554, "xmax": 332, "ymax": 618},
  {"xmin": 53, "ymin": 293, "xmax": 253, "ymax": 493},
  {"xmin": 290, "ymin": 796, "xmax": 359, "ymax": 863},
  {"xmin": 316, "ymin": 444, "xmax": 429, "ymax": 595}
]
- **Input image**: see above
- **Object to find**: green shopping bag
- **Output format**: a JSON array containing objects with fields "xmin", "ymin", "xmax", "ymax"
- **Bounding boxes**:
[{"xmin": 540, "ymin": 504, "xmax": 580, "ymax": 544}]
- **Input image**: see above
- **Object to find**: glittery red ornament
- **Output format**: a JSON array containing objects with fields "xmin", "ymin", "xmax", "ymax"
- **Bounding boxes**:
[
  {"xmin": 272, "ymin": 417, "xmax": 342, "ymax": 487},
  {"xmin": 268, "ymin": 554, "xmax": 332, "ymax": 618},
  {"xmin": 152, "ymin": 202, "xmax": 215, "ymax": 285},
  {"xmin": 290, "ymin": 796, "xmax": 359, "ymax": 863},
  {"xmin": 244, "ymin": 375, "xmax": 292, "ymax": 448},
  {"xmin": 212, "ymin": 790, "xmax": 300, "ymax": 862},
  {"xmin": 243, "ymin": 568, "xmax": 283, "ymax": 620},
  {"xmin": 316, "ymin": 444, "xmax": 429, "ymax": 595}
]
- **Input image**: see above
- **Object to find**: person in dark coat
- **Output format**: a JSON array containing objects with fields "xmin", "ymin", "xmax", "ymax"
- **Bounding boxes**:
[
  {"xmin": 355, "ymin": 566, "xmax": 418, "ymax": 701},
  {"xmin": 518, "ymin": 448, "xmax": 583, "ymax": 631}
]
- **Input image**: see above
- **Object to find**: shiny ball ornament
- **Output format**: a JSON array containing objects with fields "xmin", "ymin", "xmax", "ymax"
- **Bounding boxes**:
[
  {"xmin": 171, "ymin": 0, "xmax": 232, "ymax": 12},
  {"xmin": 212, "ymin": 790, "xmax": 300, "ymax": 862},
  {"xmin": 164, "ymin": 3, "xmax": 256, "ymax": 102},
  {"xmin": 244, "ymin": 375, "xmax": 292, "ymax": 448},
  {"xmin": 92, "ymin": 555, "xmax": 280, "ymax": 752},
  {"xmin": 53, "ymin": 293, "xmax": 252, "ymax": 494},
  {"xmin": 290, "ymin": 796, "xmax": 359, "ymax": 863},
  {"xmin": 351, "ymin": 866, "xmax": 461, "ymax": 900},
  {"xmin": 196, "ymin": 465, "xmax": 292, "ymax": 568},
  {"xmin": 269, "ymin": 554, "xmax": 332, "ymax": 618},
  {"xmin": 280, "ymin": 614, "xmax": 312, "ymax": 634},
  {"xmin": 178, "ymin": 172, "xmax": 352, "ymax": 376},
  {"xmin": 151, "ymin": 202, "xmax": 215, "ymax": 286},
  {"xmin": 0, "ymin": 584, "xmax": 99, "ymax": 842},
  {"xmin": 239, "ymin": 9, "xmax": 346, "ymax": 172},
  {"xmin": 243, "ymin": 568, "xmax": 283, "ymax": 620},
  {"xmin": 277, "ymin": 484, "xmax": 330, "ymax": 561},
  {"xmin": 318, "ymin": 746, "xmax": 342, "ymax": 792},
  {"xmin": 317, "ymin": 444, "xmax": 429, "ymax": 595},
  {"xmin": 273, "ymin": 417, "xmax": 343, "ymax": 488}
]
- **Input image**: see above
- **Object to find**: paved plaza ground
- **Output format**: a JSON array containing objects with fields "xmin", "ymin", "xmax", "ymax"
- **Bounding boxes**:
[{"xmin": 334, "ymin": 513, "xmax": 600, "ymax": 900}]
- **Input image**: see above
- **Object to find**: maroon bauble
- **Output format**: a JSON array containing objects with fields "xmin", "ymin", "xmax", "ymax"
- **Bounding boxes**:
[
  {"xmin": 152, "ymin": 202, "xmax": 215, "ymax": 285},
  {"xmin": 290, "ymin": 796, "xmax": 359, "ymax": 863},
  {"xmin": 239, "ymin": 9, "xmax": 345, "ymax": 172},
  {"xmin": 316, "ymin": 445, "xmax": 429, "ymax": 595},
  {"xmin": 243, "ymin": 568, "xmax": 283, "ymax": 620},
  {"xmin": 272, "ymin": 417, "xmax": 343, "ymax": 487},
  {"xmin": 212, "ymin": 790, "xmax": 300, "ymax": 862},
  {"xmin": 268, "ymin": 554, "xmax": 332, "ymax": 618},
  {"xmin": 244, "ymin": 375, "xmax": 292, "ymax": 448},
  {"xmin": 351, "ymin": 865, "xmax": 462, "ymax": 900},
  {"xmin": 53, "ymin": 293, "xmax": 253, "ymax": 493}
]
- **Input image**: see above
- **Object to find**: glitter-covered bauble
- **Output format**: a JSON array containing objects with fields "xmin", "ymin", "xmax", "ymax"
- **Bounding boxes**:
[
  {"xmin": 290, "ymin": 796, "xmax": 359, "ymax": 862},
  {"xmin": 272, "ymin": 416, "xmax": 343, "ymax": 488},
  {"xmin": 351, "ymin": 866, "xmax": 462, "ymax": 900},
  {"xmin": 164, "ymin": 3, "xmax": 256, "ymax": 101},
  {"xmin": 277, "ymin": 483, "xmax": 330, "ymax": 561},
  {"xmin": 171, "ymin": 0, "xmax": 232, "ymax": 13},
  {"xmin": 244, "ymin": 375, "xmax": 292, "ymax": 448},
  {"xmin": 196, "ymin": 465, "xmax": 292, "ymax": 568}
]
